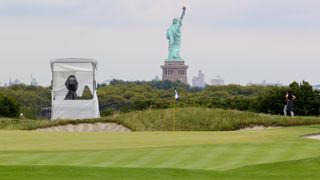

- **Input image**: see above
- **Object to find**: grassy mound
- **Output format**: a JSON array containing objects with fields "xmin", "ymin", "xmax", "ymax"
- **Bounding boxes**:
[{"xmin": 1, "ymin": 107, "xmax": 320, "ymax": 131}]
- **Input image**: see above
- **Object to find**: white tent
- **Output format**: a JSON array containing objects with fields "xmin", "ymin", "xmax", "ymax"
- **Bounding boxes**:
[{"xmin": 50, "ymin": 58, "xmax": 100, "ymax": 120}]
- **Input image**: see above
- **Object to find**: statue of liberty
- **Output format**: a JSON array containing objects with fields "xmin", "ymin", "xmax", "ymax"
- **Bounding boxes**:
[{"xmin": 166, "ymin": 6, "xmax": 186, "ymax": 61}]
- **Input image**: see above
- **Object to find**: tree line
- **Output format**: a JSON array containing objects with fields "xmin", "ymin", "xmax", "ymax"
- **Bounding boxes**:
[
  {"xmin": 0, "ymin": 80, "xmax": 319, "ymax": 118},
  {"xmin": 98, "ymin": 80, "xmax": 320, "ymax": 116},
  {"xmin": 0, "ymin": 85, "xmax": 50, "ymax": 118}
]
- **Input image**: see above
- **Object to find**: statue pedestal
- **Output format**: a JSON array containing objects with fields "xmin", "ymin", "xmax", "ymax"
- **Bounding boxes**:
[{"xmin": 161, "ymin": 60, "xmax": 189, "ymax": 84}]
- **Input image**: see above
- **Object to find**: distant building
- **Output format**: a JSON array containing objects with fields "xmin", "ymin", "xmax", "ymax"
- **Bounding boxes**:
[
  {"xmin": 247, "ymin": 80, "xmax": 283, "ymax": 87},
  {"xmin": 8, "ymin": 78, "xmax": 12, "ymax": 86},
  {"xmin": 192, "ymin": 70, "xmax": 205, "ymax": 88},
  {"xmin": 11, "ymin": 79, "xmax": 23, "ymax": 86},
  {"xmin": 153, "ymin": 76, "xmax": 160, "ymax": 81},
  {"xmin": 101, "ymin": 80, "xmax": 110, "ymax": 85},
  {"xmin": 211, "ymin": 75, "xmax": 225, "ymax": 86},
  {"xmin": 30, "ymin": 74, "xmax": 38, "ymax": 86},
  {"xmin": 6, "ymin": 78, "xmax": 24, "ymax": 87}
]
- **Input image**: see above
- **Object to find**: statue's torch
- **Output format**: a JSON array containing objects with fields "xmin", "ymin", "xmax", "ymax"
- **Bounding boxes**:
[{"xmin": 180, "ymin": 5, "xmax": 186, "ymax": 21}]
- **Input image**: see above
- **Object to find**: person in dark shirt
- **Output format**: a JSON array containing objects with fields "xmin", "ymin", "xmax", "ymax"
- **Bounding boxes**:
[
  {"xmin": 284, "ymin": 91, "xmax": 296, "ymax": 117},
  {"xmin": 65, "ymin": 75, "xmax": 78, "ymax": 100}
]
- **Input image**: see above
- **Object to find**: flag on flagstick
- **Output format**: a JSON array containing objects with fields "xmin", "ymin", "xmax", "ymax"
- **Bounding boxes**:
[{"xmin": 175, "ymin": 89, "xmax": 179, "ymax": 101}]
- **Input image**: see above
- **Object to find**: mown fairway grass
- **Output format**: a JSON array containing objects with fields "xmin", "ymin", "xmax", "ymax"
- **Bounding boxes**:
[{"xmin": 0, "ymin": 125, "xmax": 320, "ymax": 179}]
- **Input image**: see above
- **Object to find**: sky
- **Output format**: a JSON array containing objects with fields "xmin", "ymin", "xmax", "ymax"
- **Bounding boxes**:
[{"xmin": 0, "ymin": 0, "xmax": 320, "ymax": 86}]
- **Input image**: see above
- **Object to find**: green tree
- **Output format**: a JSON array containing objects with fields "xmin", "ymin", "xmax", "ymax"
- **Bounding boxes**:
[
  {"xmin": 0, "ymin": 95, "xmax": 20, "ymax": 117},
  {"xmin": 290, "ymin": 81, "xmax": 320, "ymax": 116}
]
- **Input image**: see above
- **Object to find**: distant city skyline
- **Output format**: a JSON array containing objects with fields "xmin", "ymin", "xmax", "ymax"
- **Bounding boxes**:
[
  {"xmin": 1, "ymin": 0, "xmax": 320, "ymax": 86},
  {"xmin": 0, "ymin": 74, "xmax": 305, "ymax": 87}
]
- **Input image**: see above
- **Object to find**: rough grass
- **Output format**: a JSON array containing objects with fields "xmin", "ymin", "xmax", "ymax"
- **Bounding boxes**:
[
  {"xmin": 1, "ymin": 107, "xmax": 320, "ymax": 131},
  {"xmin": 116, "ymin": 107, "xmax": 320, "ymax": 131},
  {"xmin": 0, "ymin": 118, "xmax": 123, "ymax": 130}
]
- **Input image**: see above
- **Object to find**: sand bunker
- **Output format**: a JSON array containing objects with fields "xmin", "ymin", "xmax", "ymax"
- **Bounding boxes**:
[
  {"xmin": 239, "ymin": 126, "xmax": 280, "ymax": 131},
  {"xmin": 37, "ymin": 123, "xmax": 131, "ymax": 132},
  {"xmin": 306, "ymin": 134, "xmax": 320, "ymax": 140}
]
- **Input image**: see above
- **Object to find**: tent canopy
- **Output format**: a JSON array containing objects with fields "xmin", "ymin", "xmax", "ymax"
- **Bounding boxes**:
[
  {"xmin": 50, "ymin": 58, "xmax": 98, "ymax": 70},
  {"xmin": 51, "ymin": 58, "xmax": 97, "ymax": 98},
  {"xmin": 51, "ymin": 58, "xmax": 100, "ymax": 120}
]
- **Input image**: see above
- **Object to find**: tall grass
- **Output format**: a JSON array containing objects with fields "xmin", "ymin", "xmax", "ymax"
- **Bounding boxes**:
[
  {"xmin": 115, "ymin": 107, "xmax": 320, "ymax": 131},
  {"xmin": 1, "ymin": 107, "xmax": 320, "ymax": 131}
]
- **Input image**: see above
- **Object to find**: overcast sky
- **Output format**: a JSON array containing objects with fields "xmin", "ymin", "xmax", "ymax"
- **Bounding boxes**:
[{"xmin": 0, "ymin": 0, "xmax": 320, "ymax": 86}]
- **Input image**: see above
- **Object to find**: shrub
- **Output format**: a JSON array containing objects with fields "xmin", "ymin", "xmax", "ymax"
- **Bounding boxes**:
[{"xmin": 0, "ymin": 95, "xmax": 20, "ymax": 117}]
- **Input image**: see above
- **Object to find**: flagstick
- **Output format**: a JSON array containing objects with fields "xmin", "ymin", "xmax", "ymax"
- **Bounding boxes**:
[{"xmin": 174, "ymin": 97, "xmax": 176, "ymax": 131}]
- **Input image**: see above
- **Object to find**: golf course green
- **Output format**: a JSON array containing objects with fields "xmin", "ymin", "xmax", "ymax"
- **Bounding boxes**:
[{"xmin": 0, "ymin": 125, "xmax": 320, "ymax": 179}]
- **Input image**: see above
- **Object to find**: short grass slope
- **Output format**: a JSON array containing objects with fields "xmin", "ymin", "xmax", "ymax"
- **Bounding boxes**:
[
  {"xmin": 0, "ymin": 126, "xmax": 320, "ymax": 179},
  {"xmin": 1, "ymin": 107, "xmax": 320, "ymax": 131}
]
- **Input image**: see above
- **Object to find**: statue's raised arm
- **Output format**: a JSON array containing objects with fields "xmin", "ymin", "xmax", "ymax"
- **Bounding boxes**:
[{"xmin": 180, "ymin": 6, "xmax": 186, "ymax": 21}]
